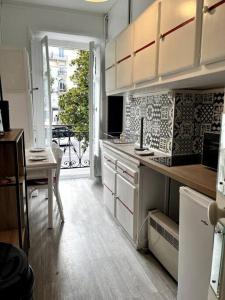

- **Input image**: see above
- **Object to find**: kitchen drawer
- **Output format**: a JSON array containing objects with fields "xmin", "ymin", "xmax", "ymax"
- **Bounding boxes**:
[
  {"xmin": 116, "ymin": 174, "xmax": 136, "ymax": 213},
  {"xmin": 116, "ymin": 197, "xmax": 134, "ymax": 239},
  {"xmin": 116, "ymin": 57, "xmax": 132, "ymax": 89},
  {"xmin": 103, "ymin": 163, "xmax": 116, "ymax": 193},
  {"xmin": 104, "ymin": 184, "xmax": 116, "ymax": 216},
  {"xmin": 103, "ymin": 152, "xmax": 117, "ymax": 170},
  {"xmin": 117, "ymin": 161, "xmax": 138, "ymax": 184}
]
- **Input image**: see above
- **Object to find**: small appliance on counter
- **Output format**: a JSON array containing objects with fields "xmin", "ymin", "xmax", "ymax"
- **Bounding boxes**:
[
  {"xmin": 0, "ymin": 76, "xmax": 10, "ymax": 132},
  {"xmin": 202, "ymin": 132, "xmax": 220, "ymax": 171}
]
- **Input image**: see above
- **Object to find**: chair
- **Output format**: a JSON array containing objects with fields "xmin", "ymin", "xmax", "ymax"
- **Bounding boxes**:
[{"xmin": 27, "ymin": 143, "xmax": 65, "ymax": 223}]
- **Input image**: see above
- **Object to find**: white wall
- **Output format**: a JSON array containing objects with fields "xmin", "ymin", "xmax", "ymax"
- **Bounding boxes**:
[
  {"xmin": 107, "ymin": 0, "xmax": 155, "ymax": 41},
  {"xmin": 1, "ymin": 3, "xmax": 104, "ymax": 49}
]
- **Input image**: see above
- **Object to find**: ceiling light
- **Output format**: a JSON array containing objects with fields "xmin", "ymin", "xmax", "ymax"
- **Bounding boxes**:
[{"xmin": 85, "ymin": 0, "xmax": 108, "ymax": 2}]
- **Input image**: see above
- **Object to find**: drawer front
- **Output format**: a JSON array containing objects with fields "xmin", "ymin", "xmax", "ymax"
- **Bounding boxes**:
[
  {"xmin": 104, "ymin": 184, "xmax": 115, "ymax": 216},
  {"xmin": 117, "ymin": 161, "xmax": 138, "ymax": 185},
  {"xmin": 116, "ymin": 174, "xmax": 136, "ymax": 213},
  {"xmin": 105, "ymin": 66, "xmax": 116, "ymax": 92},
  {"xmin": 103, "ymin": 164, "xmax": 116, "ymax": 193},
  {"xmin": 116, "ymin": 57, "xmax": 132, "ymax": 89},
  {"xmin": 103, "ymin": 152, "xmax": 117, "ymax": 170},
  {"xmin": 116, "ymin": 198, "xmax": 134, "ymax": 239}
]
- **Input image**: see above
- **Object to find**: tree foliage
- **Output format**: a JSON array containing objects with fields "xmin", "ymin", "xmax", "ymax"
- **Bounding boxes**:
[{"xmin": 58, "ymin": 50, "xmax": 89, "ymax": 139}]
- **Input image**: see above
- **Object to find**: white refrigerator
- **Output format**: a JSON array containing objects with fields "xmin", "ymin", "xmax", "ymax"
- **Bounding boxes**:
[
  {"xmin": 178, "ymin": 187, "xmax": 214, "ymax": 300},
  {"xmin": 207, "ymin": 113, "xmax": 225, "ymax": 300}
]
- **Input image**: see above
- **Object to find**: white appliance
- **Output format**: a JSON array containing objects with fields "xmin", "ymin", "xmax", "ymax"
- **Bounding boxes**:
[
  {"xmin": 0, "ymin": 47, "xmax": 33, "ymax": 147},
  {"xmin": 148, "ymin": 209, "xmax": 179, "ymax": 281},
  {"xmin": 178, "ymin": 187, "xmax": 214, "ymax": 300},
  {"xmin": 207, "ymin": 113, "xmax": 225, "ymax": 300}
]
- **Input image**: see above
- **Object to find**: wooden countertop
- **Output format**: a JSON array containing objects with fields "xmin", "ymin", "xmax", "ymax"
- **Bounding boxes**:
[{"xmin": 102, "ymin": 141, "xmax": 217, "ymax": 199}]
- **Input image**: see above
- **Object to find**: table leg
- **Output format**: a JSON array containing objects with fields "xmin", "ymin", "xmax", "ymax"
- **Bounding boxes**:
[{"xmin": 48, "ymin": 169, "xmax": 53, "ymax": 229}]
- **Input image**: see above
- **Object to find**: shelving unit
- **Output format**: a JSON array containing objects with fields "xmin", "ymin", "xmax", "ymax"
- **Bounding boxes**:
[{"xmin": 0, "ymin": 129, "xmax": 30, "ymax": 251}]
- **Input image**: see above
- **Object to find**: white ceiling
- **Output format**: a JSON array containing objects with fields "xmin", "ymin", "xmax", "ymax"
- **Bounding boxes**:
[{"xmin": 4, "ymin": 0, "xmax": 118, "ymax": 13}]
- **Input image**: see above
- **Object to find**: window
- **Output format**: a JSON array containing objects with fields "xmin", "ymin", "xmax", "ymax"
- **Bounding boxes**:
[
  {"xmin": 58, "ymin": 66, "xmax": 66, "ymax": 75},
  {"xmin": 59, "ymin": 48, "xmax": 64, "ymax": 58},
  {"xmin": 58, "ymin": 80, "xmax": 66, "ymax": 92}
]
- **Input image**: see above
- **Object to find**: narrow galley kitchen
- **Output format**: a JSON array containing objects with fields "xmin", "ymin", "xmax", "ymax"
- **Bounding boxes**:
[{"xmin": 1, "ymin": 0, "xmax": 225, "ymax": 299}]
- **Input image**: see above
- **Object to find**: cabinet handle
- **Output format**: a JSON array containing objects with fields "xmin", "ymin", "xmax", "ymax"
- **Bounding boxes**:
[
  {"xmin": 201, "ymin": 219, "xmax": 209, "ymax": 226},
  {"xmin": 203, "ymin": 6, "xmax": 210, "ymax": 13},
  {"xmin": 159, "ymin": 34, "xmax": 164, "ymax": 41}
]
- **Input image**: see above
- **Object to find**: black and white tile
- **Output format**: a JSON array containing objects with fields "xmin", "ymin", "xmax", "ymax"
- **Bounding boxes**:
[{"xmin": 125, "ymin": 90, "xmax": 224, "ymax": 155}]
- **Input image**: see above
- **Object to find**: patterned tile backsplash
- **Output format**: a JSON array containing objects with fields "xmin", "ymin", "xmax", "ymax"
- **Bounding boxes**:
[{"xmin": 125, "ymin": 90, "xmax": 224, "ymax": 155}]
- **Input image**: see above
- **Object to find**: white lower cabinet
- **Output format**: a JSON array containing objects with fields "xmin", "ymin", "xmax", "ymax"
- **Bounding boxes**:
[
  {"xmin": 103, "ymin": 163, "xmax": 116, "ymax": 217},
  {"xmin": 103, "ymin": 184, "xmax": 115, "ymax": 216},
  {"xmin": 116, "ymin": 199, "xmax": 134, "ymax": 239},
  {"xmin": 116, "ymin": 174, "xmax": 137, "ymax": 239}
]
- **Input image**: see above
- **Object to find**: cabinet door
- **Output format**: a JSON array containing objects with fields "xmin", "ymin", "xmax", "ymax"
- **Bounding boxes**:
[
  {"xmin": 116, "ymin": 25, "xmax": 133, "ymax": 88},
  {"xmin": 116, "ymin": 174, "xmax": 137, "ymax": 239},
  {"xmin": 178, "ymin": 187, "xmax": 214, "ymax": 300},
  {"xmin": 133, "ymin": 2, "xmax": 159, "ymax": 83},
  {"xmin": 104, "ymin": 184, "xmax": 116, "ymax": 216},
  {"xmin": 116, "ymin": 58, "xmax": 132, "ymax": 89},
  {"xmin": 103, "ymin": 163, "xmax": 116, "ymax": 193},
  {"xmin": 158, "ymin": 0, "xmax": 200, "ymax": 76},
  {"xmin": 105, "ymin": 66, "xmax": 116, "ymax": 92},
  {"xmin": 201, "ymin": 0, "xmax": 225, "ymax": 64},
  {"xmin": 105, "ymin": 40, "xmax": 116, "ymax": 70}
]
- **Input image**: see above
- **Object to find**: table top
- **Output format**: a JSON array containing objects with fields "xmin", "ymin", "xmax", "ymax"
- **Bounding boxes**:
[
  {"xmin": 26, "ymin": 147, "xmax": 57, "ymax": 170},
  {"xmin": 103, "ymin": 141, "xmax": 217, "ymax": 199}
]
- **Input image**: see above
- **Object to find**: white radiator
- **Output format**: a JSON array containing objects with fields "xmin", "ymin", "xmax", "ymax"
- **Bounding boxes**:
[{"xmin": 148, "ymin": 210, "xmax": 179, "ymax": 281}]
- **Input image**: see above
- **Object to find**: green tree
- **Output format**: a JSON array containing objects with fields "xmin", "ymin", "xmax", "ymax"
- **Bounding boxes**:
[{"xmin": 58, "ymin": 50, "xmax": 89, "ymax": 143}]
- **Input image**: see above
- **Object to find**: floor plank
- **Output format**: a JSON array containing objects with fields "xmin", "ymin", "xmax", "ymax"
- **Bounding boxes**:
[{"xmin": 28, "ymin": 178, "xmax": 177, "ymax": 300}]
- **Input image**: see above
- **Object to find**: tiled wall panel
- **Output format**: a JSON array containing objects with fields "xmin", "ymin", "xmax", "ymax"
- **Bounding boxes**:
[{"xmin": 125, "ymin": 90, "xmax": 224, "ymax": 155}]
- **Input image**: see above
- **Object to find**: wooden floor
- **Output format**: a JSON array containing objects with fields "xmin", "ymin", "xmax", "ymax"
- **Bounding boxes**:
[{"xmin": 29, "ymin": 178, "xmax": 177, "ymax": 300}]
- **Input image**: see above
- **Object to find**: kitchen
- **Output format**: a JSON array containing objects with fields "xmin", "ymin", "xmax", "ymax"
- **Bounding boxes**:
[{"xmin": 0, "ymin": 0, "xmax": 225, "ymax": 299}]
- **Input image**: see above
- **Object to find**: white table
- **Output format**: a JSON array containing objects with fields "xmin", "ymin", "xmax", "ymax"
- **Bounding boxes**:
[{"xmin": 26, "ymin": 148, "xmax": 57, "ymax": 229}]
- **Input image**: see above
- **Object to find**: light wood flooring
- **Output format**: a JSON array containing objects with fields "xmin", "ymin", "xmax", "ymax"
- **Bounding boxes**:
[{"xmin": 29, "ymin": 178, "xmax": 177, "ymax": 300}]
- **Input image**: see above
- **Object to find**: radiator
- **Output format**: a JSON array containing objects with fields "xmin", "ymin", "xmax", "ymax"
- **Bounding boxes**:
[{"xmin": 148, "ymin": 210, "xmax": 179, "ymax": 281}]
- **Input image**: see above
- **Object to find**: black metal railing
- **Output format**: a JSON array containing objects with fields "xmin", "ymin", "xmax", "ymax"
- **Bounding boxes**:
[{"xmin": 52, "ymin": 125, "xmax": 90, "ymax": 169}]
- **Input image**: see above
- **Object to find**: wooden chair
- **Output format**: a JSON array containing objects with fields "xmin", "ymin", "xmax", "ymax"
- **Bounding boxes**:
[{"xmin": 27, "ymin": 144, "xmax": 65, "ymax": 223}]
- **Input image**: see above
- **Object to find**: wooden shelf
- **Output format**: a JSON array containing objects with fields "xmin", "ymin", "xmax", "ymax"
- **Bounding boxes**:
[
  {"xmin": 0, "ymin": 129, "xmax": 24, "ymax": 143},
  {"xmin": 0, "ymin": 228, "xmax": 25, "ymax": 246}
]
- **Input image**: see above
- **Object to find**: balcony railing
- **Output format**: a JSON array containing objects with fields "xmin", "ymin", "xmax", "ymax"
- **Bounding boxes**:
[{"xmin": 52, "ymin": 125, "xmax": 89, "ymax": 169}]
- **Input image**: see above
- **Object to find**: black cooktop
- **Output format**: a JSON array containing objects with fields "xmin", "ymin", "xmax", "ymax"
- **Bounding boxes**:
[{"xmin": 150, "ymin": 154, "xmax": 201, "ymax": 167}]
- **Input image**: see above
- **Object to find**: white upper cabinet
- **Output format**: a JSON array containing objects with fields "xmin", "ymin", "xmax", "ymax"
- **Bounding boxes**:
[
  {"xmin": 201, "ymin": 0, "xmax": 225, "ymax": 65},
  {"xmin": 158, "ymin": 0, "xmax": 202, "ymax": 76},
  {"xmin": 105, "ymin": 40, "xmax": 116, "ymax": 92},
  {"xmin": 133, "ymin": 1, "xmax": 159, "ymax": 84},
  {"xmin": 105, "ymin": 39, "xmax": 116, "ymax": 70},
  {"xmin": 116, "ymin": 25, "xmax": 133, "ymax": 89}
]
